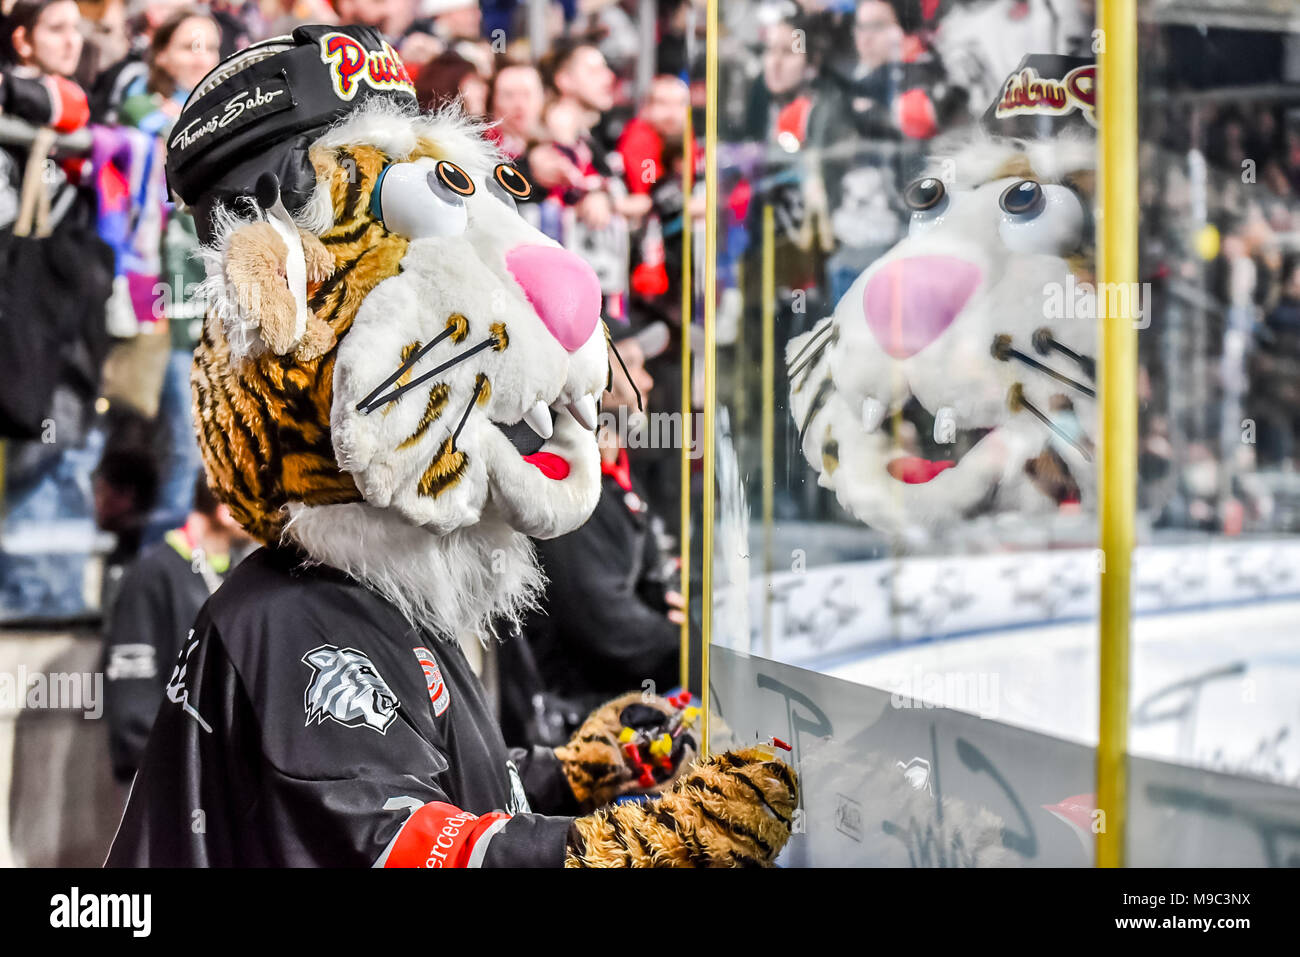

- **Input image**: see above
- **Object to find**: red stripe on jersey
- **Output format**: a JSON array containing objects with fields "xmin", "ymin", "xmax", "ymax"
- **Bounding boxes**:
[{"xmin": 381, "ymin": 802, "xmax": 511, "ymax": 868}]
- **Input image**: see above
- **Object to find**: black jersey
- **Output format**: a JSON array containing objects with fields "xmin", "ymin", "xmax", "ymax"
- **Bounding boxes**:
[
  {"xmin": 103, "ymin": 536, "xmax": 223, "ymax": 784},
  {"xmin": 105, "ymin": 547, "xmax": 577, "ymax": 868}
]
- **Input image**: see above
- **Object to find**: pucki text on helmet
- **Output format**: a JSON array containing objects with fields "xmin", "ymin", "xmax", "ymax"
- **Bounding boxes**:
[{"xmin": 49, "ymin": 888, "xmax": 151, "ymax": 938}]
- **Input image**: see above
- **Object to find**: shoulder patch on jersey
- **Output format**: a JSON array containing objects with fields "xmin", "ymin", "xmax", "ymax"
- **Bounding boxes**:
[
  {"xmin": 107, "ymin": 643, "xmax": 157, "ymax": 681},
  {"xmin": 412, "ymin": 646, "xmax": 452, "ymax": 717},
  {"xmin": 302, "ymin": 645, "xmax": 399, "ymax": 733}
]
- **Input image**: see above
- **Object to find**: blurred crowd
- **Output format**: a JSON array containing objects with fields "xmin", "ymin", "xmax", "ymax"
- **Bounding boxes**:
[
  {"xmin": 0, "ymin": 0, "xmax": 705, "ymax": 588},
  {"xmin": 1137, "ymin": 27, "xmax": 1300, "ymax": 534},
  {"xmin": 701, "ymin": 0, "xmax": 1300, "ymax": 540},
  {"xmin": 2, "ymin": 0, "xmax": 1300, "ymax": 768},
  {"xmin": 0, "ymin": 0, "xmax": 707, "ymax": 768}
]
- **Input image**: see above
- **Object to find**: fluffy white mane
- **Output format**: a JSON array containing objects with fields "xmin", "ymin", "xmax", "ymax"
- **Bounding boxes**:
[{"xmin": 284, "ymin": 501, "xmax": 544, "ymax": 644}]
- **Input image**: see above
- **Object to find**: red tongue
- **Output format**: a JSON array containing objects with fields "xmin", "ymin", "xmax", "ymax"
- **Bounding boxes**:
[
  {"xmin": 887, "ymin": 456, "xmax": 955, "ymax": 484},
  {"xmin": 523, "ymin": 451, "xmax": 570, "ymax": 480}
]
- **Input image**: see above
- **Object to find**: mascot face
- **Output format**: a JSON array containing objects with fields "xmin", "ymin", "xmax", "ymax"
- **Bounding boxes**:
[
  {"xmin": 789, "ymin": 136, "xmax": 1098, "ymax": 533},
  {"xmin": 193, "ymin": 103, "xmax": 608, "ymax": 637},
  {"xmin": 318, "ymin": 117, "xmax": 608, "ymax": 541}
]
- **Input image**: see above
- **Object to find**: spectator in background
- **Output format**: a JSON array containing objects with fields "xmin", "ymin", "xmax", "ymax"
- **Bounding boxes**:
[
  {"xmin": 837, "ymin": 0, "xmax": 958, "ymax": 141},
  {"xmin": 407, "ymin": 0, "xmax": 490, "ymax": 77},
  {"xmin": 118, "ymin": 6, "xmax": 219, "ymax": 526},
  {"xmin": 744, "ymin": 8, "xmax": 822, "ymax": 148},
  {"xmin": 260, "ymin": 0, "xmax": 337, "ymax": 37},
  {"xmin": 103, "ymin": 476, "xmax": 251, "ymax": 785},
  {"xmin": 1, "ymin": 0, "xmax": 88, "ymax": 135},
  {"xmin": 207, "ymin": 0, "xmax": 263, "ymax": 58},
  {"xmin": 1250, "ymin": 255, "xmax": 1300, "ymax": 468},
  {"xmin": 619, "ymin": 73, "xmax": 698, "ymax": 313},
  {"xmin": 2, "ymin": 0, "xmax": 84, "ymax": 74},
  {"xmin": 485, "ymin": 59, "xmax": 543, "ymax": 160},
  {"xmin": 93, "ymin": 436, "xmax": 159, "ymax": 570},
  {"xmin": 426, "ymin": 0, "xmax": 480, "ymax": 45},
  {"xmin": 85, "ymin": 0, "xmax": 187, "ymax": 122},
  {"xmin": 0, "ymin": 2, "xmax": 110, "ymax": 626},
  {"xmin": 333, "ymin": 0, "xmax": 400, "ymax": 33},
  {"xmin": 845, "ymin": 0, "xmax": 906, "ymax": 137},
  {"xmin": 616, "ymin": 73, "xmax": 688, "ymax": 220},
  {"xmin": 118, "ymin": 3, "xmax": 216, "ymax": 117},
  {"xmin": 501, "ymin": 335, "xmax": 691, "ymax": 746},
  {"xmin": 539, "ymin": 39, "xmax": 642, "ymax": 229},
  {"xmin": 852, "ymin": 0, "xmax": 903, "ymax": 78},
  {"xmin": 1, "ymin": 0, "xmax": 90, "ymax": 228},
  {"xmin": 73, "ymin": 0, "xmax": 130, "ymax": 91},
  {"xmin": 413, "ymin": 46, "xmax": 484, "ymax": 115}
]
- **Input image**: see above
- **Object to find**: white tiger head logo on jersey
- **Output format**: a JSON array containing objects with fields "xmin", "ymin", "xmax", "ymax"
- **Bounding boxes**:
[{"xmin": 302, "ymin": 645, "xmax": 399, "ymax": 733}]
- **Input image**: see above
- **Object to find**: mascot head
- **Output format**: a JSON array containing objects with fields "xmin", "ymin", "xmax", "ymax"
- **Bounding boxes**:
[
  {"xmin": 788, "ymin": 55, "xmax": 1099, "ymax": 535},
  {"xmin": 170, "ymin": 27, "xmax": 608, "ymax": 638}
]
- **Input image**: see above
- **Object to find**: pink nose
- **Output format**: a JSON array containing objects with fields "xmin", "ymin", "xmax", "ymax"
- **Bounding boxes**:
[
  {"xmin": 863, "ymin": 256, "xmax": 981, "ymax": 358},
  {"xmin": 506, "ymin": 245, "xmax": 602, "ymax": 352}
]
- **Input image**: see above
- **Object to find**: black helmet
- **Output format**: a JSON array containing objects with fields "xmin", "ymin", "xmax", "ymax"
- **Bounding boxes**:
[
  {"xmin": 165, "ymin": 24, "xmax": 418, "ymax": 243},
  {"xmin": 981, "ymin": 54, "xmax": 1096, "ymax": 139}
]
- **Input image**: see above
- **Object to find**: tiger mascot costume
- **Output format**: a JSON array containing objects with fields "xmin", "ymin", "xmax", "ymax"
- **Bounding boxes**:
[
  {"xmin": 789, "ymin": 56, "xmax": 1099, "ymax": 534},
  {"xmin": 107, "ymin": 26, "xmax": 796, "ymax": 869}
]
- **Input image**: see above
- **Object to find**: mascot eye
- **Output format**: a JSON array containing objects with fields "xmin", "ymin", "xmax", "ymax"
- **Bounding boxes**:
[
  {"xmin": 370, "ymin": 162, "xmax": 469, "ymax": 239},
  {"xmin": 997, "ymin": 181, "xmax": 1086, "ymax": 255},
  {"xmin": 905, "ymin": 177, "xmax": 946, "ymax": 211},
  {"xmin": 1000, "ymin": 180, "xmax": 1045, "ymax": 217},
  {"xmin": 435, "ymin": 160, "xmax": 476, "ymax": 196},
  {"xmin": 904, "ymin": 177, "xmax": 949, "ymax": 236},
  {"xmin": 489, "ymin": 164, "xmax": 532, "ymax": 208}
]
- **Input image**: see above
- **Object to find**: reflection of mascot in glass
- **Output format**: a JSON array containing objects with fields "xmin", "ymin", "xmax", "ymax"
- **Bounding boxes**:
[
  {"xmin": 108, "ymin": 26, "xmax": 796, "ymax": 868},
  {"xmin": 789, "ymin": 57, "xmax": 1098, "ymax": 533}
]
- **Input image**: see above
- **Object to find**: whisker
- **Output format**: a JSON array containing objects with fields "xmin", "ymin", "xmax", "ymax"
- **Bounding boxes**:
[
  {"xmin": 788, "ymin": 324, "xmax": 836, "ymax": 389},
  {"xmin": 360, "ymin": 335, "xmax": 498, "ymax": 413},
  {"xmin": 992, "ymin": 334, "xmax": 1096, "ymax": 399},
  {"xmin": 609, "ymin": 338, "xmax": 643, "ymax": 412},
  {"xmin": 451, "ymin": 374, "xmax": 487, "ymax": 450},
  {"xmin": 1031, "ymin": 327, "xmax": 1096, "ymax": 380},
  {"xmin": 798, "ymin": 375, "xmax": 834, "ymax": 449},
  {"xmin": 357, "ymin": 324, "xmax": 456, "ymax": 411},
  {"xmin": 1007, "ymin": 383, "xmax": 1092, "ymax": 462},
  {"xmin": 787, "ymin": 320, "xmax": 834, "ymax": 372}
]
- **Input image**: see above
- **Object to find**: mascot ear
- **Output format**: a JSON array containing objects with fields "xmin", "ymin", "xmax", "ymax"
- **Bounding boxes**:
[{"xmin": 221, "ymin": 220, "xmax": 336, "ymax": 362}]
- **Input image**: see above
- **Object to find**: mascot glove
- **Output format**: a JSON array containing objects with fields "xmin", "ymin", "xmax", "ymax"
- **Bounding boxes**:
[
  {"xmin": 564, "ymin": 747, "xmax": 800, "ymax": 867},
  {"xmin": 555, "ymin": 691, "xmax": 700, "ymax": 813}
]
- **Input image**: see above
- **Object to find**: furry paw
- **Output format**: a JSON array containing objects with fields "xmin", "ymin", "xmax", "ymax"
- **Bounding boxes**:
[
  {"xmin": 565, "ymin": 747, "xmax": 800, "ymax": 868},
  {"xmin": 222, "ymin": 222, "xmax": 335, "ymax": 358},
  {"xmin": 223, "ymin": 221, "xmax": 299, "ymax": 354},
  {"xmin": 295, "ymin": 314, "xmax": 337, "ymax": 361},
  {"xmin": 555, "ymin": 691, "xmax": 699, "ymax": 812},
  {"xmin": 300, "ymin": 228, "xmax": 334, "ymax": 284}
]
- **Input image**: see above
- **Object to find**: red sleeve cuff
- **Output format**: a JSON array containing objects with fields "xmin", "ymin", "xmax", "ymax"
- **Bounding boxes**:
[{"xmin": 376, "ymin": 801, "xmax": 511, "ymax": 868}]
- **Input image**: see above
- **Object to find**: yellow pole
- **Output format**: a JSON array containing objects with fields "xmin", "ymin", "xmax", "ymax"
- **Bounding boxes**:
[
  {"xmin": 761, "ymin": 205, "xmax": 775, "ymax": 659},
  {"xmin": 1096, "ymin": 0, "xmax": 1138, "ymax": 869},
  {"xmin": 700, "ymin": 0, "xmax": 718, "ymax": 755},
  {"xmin": 679, "ymin": 102, "xmax": 694, "ymax": 693}
]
